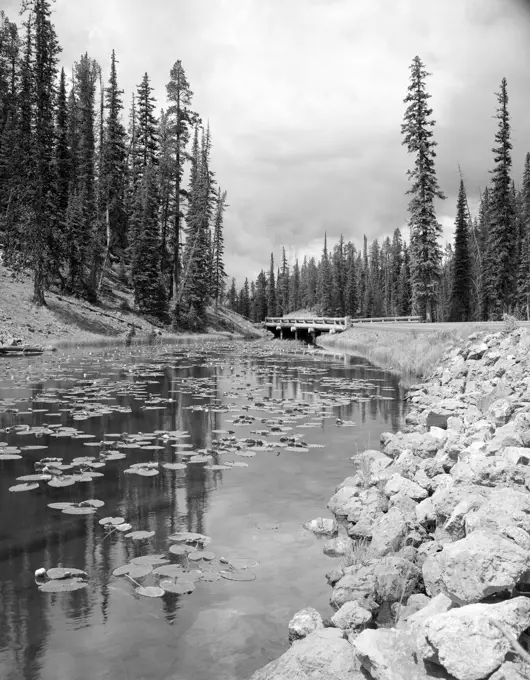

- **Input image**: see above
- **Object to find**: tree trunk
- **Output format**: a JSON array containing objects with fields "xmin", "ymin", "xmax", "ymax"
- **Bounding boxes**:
[
  {"xmin": 425, "ymin": 298, "xmax": 432, "ymax": 323},
  {"xmin": 32, "ymin": 257, "xmax": 46, "ymax": 306},
  {"xmin": 97, "ymin": 207, "xmax": 111, "ymax": 294}
]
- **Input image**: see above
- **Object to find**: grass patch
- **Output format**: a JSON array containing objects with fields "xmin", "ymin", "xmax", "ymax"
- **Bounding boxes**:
[{"xmin": 317, "ymin": 325, "xmax": 488, "ymax": 381}]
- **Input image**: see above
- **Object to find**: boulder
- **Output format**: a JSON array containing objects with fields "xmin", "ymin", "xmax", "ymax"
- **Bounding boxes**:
[
  {"xmin": 488, "ymin": 398, "xmax": 515, "ymax": 426},
  {"xmin": 303, "ymin": 517, "xmax": 338, "ymax": 536},
  {"xmin": 399, "ymin": 593, "xmax": 454, "ymax": 630},
  {"xmin": 288, "ymin": 607, "xmax": 323, "ymax": 643},
  {"xmin": 323, "ymin": 535, "xmax": 351, "ymax": 557},
  {"xmin": 347, "ymin": 487, "xmax": 386, "ymax": 524},
  {"xmin": 353, "ymin": 627, "xmax": 454, "ymax": 680},
  {"xmin": 373, "ymin": 556, "xmax": 420, "ymax": 604},
  {"xmin": 418, "ymin": 597, "xmax": 530, "ymax": 680},
  {"xmin": 464, "ymin": 487, "xmax": 530, "ymax": 536},
  {"xmin": 370, "ymin": 507, "xmax": 410, "ymax": 556},
  {"xmin": 466, "ymin": 342, "xmax": 488, "ymax": 360},
  {"xmin": 384, "ymin": 474, "xmax": 428, "ymax": 502},
  {"xmin": 422, "ymin": 530, "xmax": 530, "ymax": 604},
  {"xmin": 330, "ymin": 562, "xmax": 379, "ymax": 612},
  {"xmin": 250, "ymin": 627, "xmax": 359, "ymax": 680},
  {"xmin": 489, "ymin": 659, "xmax": 530, "ymax": 680},
  {"xmin": 327, "ymin": 486, "xmax": 360, "ymax": 518},
  {"xmin": 501, "ymin": 446, "xmax": 530, "ymax": 466},
  {"xmin": 330, "ymin": 600, "xmax": 372, "ymax": 630},
  {"xmin": 392, "ymin": 593, "xmax": 431, "ymax": 623}
]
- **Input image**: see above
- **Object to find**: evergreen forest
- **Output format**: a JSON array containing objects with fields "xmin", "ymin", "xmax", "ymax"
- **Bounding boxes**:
[
  {"xmin": 0, "ymin": 1, "xmax": 227, "ymax": 331},
  {"xmin": 230, "ymin": 58, "xmax": 530, "ymax": 325}
]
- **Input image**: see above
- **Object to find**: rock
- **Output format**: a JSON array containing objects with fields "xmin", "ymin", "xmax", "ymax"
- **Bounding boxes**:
[
  {"xmin": 353, "ymin": 627, "xmax": 454, "ymax": 680},
  {"xmin": 488, "ymin": 398, "xmax": 515, "ymax": 426},
  {"xmin": 288, "ymin": 607, "xmax": 323, "ymax": 643},
  {"xmin": 373, "ymin": 556, "xmax": 420, "ymax": 604},
  {"xmin": 422, "ymin": 530, "xmax": 530, "ymax": 604},
  {"xmin": 489, "ymin": 658, "xmax": 530, "ymax": 680},
  {"xmin": 426, "ymin": 410, "xmax": 451, "ymax": 430},
  {"xmin": 466, "ymin": 342, "xmax": 488, "ymax": 360},
  {"xmin": 415, "ymin": 497, "xmax": 436, "ymax": 527},
  {"xmin": 303, "ymin": 517, "xmax": 338, "ymax": 536},
  {"xmin": 464, "ymin": 487, "xmax": 530, "ymax": 536},
  {"xmin": 370, "ymin": 507, "xmax": 409, "ymax": 556},
  {"xmin": 392, "ymin": 593, "xmax": 431, "ymax": 623},
  {"xmin": 325, "ymin": 566, "xmax": 344, "ymax": 586},
  {"xmin": 250, "ymin": 627, "xmax": 359, "ymax": 680},
  {"xmin": 485, "ymin": 422, "xmax": 523, "ymax": 454},
  {"xmin": 384, "ymin": 474, "xmax": 428, "ymax": 501},
  {"xmin": 501, "ymin": 446, "xmax": 530, "ymax": 466},
  {"xmin": 330, "ymin": 600, "xmax": 372, "ymax": 630},
  {"xmin": 418, "ymin": 597, "xmax": 530, "ymax": 680},
  {"xmin": 330, "ymin": 563, "xmax": 379, "ymax": 612},
  {"xmin": 327, "ymin": 486, "xmax": 361, "ymax": 518},
  {"xmin": 387, "ymin": 492, "xmax": 418, "ymax": 518},
  {"xmin": 399, "ymin": 593, "xmax": 454, "ymax": 630},
  {"xmin": 347, "ymin": 487, "xmax": 386, "ymax": 524},
  {"xmin": 323, "ymin": 535, "xmax": 351, "ymax": 557}
]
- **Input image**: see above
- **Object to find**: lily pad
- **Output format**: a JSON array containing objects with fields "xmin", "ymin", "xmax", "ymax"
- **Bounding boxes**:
[
  {"xmin": 48, "ymin": 477, "xmax": 76, "ymax": 488},
  {"xmin": 128, "ymin": 564, "xmax": 153, "ymax": 579},
  {"xmin": 114, "ymin": 523, "xmax": 133, "ymax": 533},
  {"xmin": 162, "ymin": 463, "xmax": 187, "ymax": 471},
  {"xmin": 0, "ymin": 453, "xmax": 23, "ymax": 460},
  {"xmin": 125, "ymin": 530, "xmax": 155, "ymax": 540},
  {"xmin": 79, "ymin": 499, "xmax": 105, "ymax": 508},
  {"xmin": 135, "ymin": 586, "xmax": 165, "ymax": 598},
  {"xmin": 188, "ymin": 551, "xmax": 216, "ymax": 561},
  {"xmin": 39, "ymin": 578, "xmax": 88, "ymax": 593},
  {"xmin": 62, "ymin": 505, "xmax": 96, "ymax": 515},
  {"xmin": 131, "ymin": 555, "xmax": 169, "ymax": 566},
  {"xmin": 169, "ymin": 544, "xmax": 191, "ymax": 556},
  {"xmin": 9, "ymin": 482, "xmax": 39, "ymax": 492},
  {"xmin": 200, "ymin": 571, "xmax": 221, "ymax": 582},
  {"xmin": 17, "ymin": 474, "xmax": 51, "ymax": 482},
  {"xmin": 180, "ymin": 570, "xmax": 203, "ymax": 582},
  {"xmin": 46, "ymin": 567, "xmax": 87, "ymax": 580},
  {"xmin": 48, "ymin": 502, "xmax": 74, "ymax": 510},
  {"xmin": 159, "ymin": 579, "xmax": 195, "ymax": 594},
  {"xmin": 99, "ymin": 516, "xmax": 125, "ymax": 526},
  {"xmin": 168, "ymin": 532, "xmax": 212, "ymax": 546},
  {"xmin": 152, "ymin": 564, "xmax": 186, "ymax": 577},
  {"xmin": 219, "ymin": 569, "xmax": 256, "ymax": 582}
]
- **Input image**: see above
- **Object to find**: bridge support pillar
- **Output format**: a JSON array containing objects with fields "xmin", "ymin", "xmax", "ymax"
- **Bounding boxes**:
[{"xmin": 280, "ymin": 329, "xmax": 283, "ymax": 340}]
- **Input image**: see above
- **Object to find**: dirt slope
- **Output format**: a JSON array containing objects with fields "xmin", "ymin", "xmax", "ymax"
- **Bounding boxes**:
[{"xmin": 0, "ymin": 263, "xmax": 263, "ymax": 347}]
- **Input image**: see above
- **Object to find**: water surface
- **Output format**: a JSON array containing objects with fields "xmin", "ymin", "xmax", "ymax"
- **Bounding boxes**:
[{"xmin": 0, "ymin": 340, "xmax": 405, "ymax": 680}]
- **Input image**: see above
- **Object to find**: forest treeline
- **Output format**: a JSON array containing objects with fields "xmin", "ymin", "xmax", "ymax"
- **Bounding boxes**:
[
  {"xmin": 0, "ymin": 1, "xmax": 227, "ymax": 331},
  {"xmin": 230, "ymin": 58, "xmax": 530, "ymax": 324}
]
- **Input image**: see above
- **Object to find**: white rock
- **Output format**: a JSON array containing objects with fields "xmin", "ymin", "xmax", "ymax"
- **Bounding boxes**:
[
  {"xmin": 422, "ymin": 530, "xmax": 530, "ymax": 604},
  {"xmin": 384, "ymin": 474, "xmax": 428, "ymax": 502},
  {"xmin": 330, "ymin": 600, "xmax": 372, "ymax": 630},
  {"xmin": 303, "ymin": 517, "xmax": 337, "ymax": 536},
  {"xmin": 288, "ymin": 607, "xmax": 323, "ymax": 643},
  {"xmin": 418, "ymin": 597, "xmax": 530, "ymax": 680}
]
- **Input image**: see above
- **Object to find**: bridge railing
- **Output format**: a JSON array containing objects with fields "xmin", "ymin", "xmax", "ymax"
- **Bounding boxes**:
[
  {"xmin": 264, "ymin": 317, "xmax": 349, "ymax": 327},
  {"xmin": 351, "ymin": 316, "xmax": 422, "ymax": 323}
]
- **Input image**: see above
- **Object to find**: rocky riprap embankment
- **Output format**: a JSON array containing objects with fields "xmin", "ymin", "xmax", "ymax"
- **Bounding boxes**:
[{"xmin": 250, "ymin": 327, "xmax": 530, "ymax": 680}]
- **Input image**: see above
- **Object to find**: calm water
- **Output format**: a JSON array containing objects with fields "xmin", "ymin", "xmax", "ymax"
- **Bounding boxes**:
[{"xmin": 0, "ymin": 340, "xmax": 406, "ymax": 680}]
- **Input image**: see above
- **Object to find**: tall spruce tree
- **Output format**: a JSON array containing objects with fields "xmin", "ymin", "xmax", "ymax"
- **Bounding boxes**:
[
  {"xmin": 401, "ymin": 56, "xmax": 445, "ymax": 321},
  {"xmin": 166, "ymin": 60, "xmax": 193, "ymax": 303},
  {"xmin": 449, "ymin": 178, "xmax": 471, "ymax": 321},
  {"xmin": 267, "ymin": 253, "xmax": 277, "ymax": 316},
  {"xmin": 484, "ymin": 78, "xmax": 516, "ymax": 318},
  {"xmin": 319, "ymin": 233, "xmax": 333, "ymax": 315},
  {"xmin": 517, "ymin": 154, "xmax": 530, "ymax": 318},
  {"xmin": 211, "ymin": 187, "xmax": 227, "ymax": 306}
]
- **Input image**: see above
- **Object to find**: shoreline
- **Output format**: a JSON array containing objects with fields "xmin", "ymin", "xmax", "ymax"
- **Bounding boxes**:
[{"xmin": 251, "ymin": 326, "xmax": 530, "ymax": 680}]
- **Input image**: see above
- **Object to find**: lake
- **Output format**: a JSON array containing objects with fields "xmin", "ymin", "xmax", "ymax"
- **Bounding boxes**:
[{"xmin": 0, "ymin": 340, "xmax": 406, "ymax": 680}]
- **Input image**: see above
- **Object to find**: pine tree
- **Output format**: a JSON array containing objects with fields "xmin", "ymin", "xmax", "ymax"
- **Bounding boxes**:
[
  {"xmin": 484, "ymin": 78, "xmax": 516, "ymax": 318},
  {"xmin": 345, "ymin": 242, "xmax": 358, "ymax": 317},
  {"xmin": 332, "ymin": 234, "xmax": 346, "ymax": 315},
  {"xmin": 449, "ymin": 178, "xmax": 471, "ymax": 320},
  {"xmin": 279, "ymin": 247, "xmax": 289, "ymax": 314},
  {"xmin": 102, "ymin": 49, "xmax": 127, "ymax": 256},
  {"xmin": 267, "ymin": 253, "xmax": 277, "ymax": 316},
  {"xmin": 289, "ymin": 259, "xmax": 300, "ymax": 312},
  {"xmin": 397, "ymin": 244, "xmax": 412, "ymax": 315},
  {"xmin": 319, "ymin": 234, "xmax": 333, "ymax": 315},
  {"xmin": 401, "ymin": 56, "xmax": 445, "ymax": 321},
  {"xmin": 228, "ymin": 277, "xmax": 237, "ymax": 310},
  {"xmin": 166, "ymin": 60, "xmax": 193, "ymax": 302},
  {"xmin": 517, "ymin": 153, "xmax": 530, "ymax": 318},
  {"xmin": 136, "ymin": 72, "xmax": 158, "ymax": 172},
  {"xmin": 211, "ymin": 187, "xmax": 228, "ymax": 306},
  {"xmin": 130, "ymin": 165, "xmax": 167, "ymax": 319},
  {"xmin": 255, "ymin": 270, "xmax": 268, "ymax": 320}
]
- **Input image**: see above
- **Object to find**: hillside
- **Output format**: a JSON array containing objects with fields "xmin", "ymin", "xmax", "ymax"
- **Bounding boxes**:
[{"xmin": 0, "ymin": 263, "xmax": 264, "ymax": 348}]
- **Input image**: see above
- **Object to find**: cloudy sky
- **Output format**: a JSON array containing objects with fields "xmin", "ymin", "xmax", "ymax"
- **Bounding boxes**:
[{"xmin": 5, "ymin": 0, "xmax": 530, "ymax": 285}]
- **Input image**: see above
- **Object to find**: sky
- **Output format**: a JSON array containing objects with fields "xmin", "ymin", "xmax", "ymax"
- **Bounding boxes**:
[{"xmin": 4, "ymin": 0, "xmax": 530, "ymax": 286}]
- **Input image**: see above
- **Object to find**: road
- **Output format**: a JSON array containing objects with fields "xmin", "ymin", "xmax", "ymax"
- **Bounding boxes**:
[{"xmin": 349, "ymin": 321, "xmax": 530, "ymax": 333}]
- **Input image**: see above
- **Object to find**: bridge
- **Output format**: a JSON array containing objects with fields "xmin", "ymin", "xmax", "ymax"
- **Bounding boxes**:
[{"xmin": 263, "ymin": 315, "xmax": 422, "ymax": 343}]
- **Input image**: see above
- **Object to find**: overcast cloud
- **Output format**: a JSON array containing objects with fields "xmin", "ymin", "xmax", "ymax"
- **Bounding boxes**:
[{"xmin": 5, "ymin": 0, "xmax": 530, "ymax": 285}]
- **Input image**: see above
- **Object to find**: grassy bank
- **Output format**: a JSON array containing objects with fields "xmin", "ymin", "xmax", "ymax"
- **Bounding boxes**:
[
  {"xmin": 316, "ymin": 325, "xmax": 484, "ymax": 380},
  {"xmin": 0, "ymin": 262, "xmax": 263, "ymax": 349}
]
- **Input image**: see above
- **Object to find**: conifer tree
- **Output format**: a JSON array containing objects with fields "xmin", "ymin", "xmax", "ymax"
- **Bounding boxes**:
[
  {"xmin": 279, "ymin": 247, "xmax": 289, "ymax": 314},
  {"xmin": 332, "ymin": 234, "xmax": 346, "ymax": 315},
  {"xmin": 517, "ymin": 153, "xmax": 530, "ymax": 318},
  {"xmin": 484, "ymin": 78, "xmax": 516, "ymax": 318},
  {"xmin": 166, "ymin": 60, "xmax": 193, "ymax": 302},
  {"xmin": 130, "ymin": 165, "xmax": 167, "ymax": 319},
  {"xmin": 289, "ymin": 259, "xmax": 300, "ymax": 312},
  {"xmin": 449, "ymin": 178, "xmax": 471, "ymax": 321},
  {"xmin": 211, "ymin": 187, "xmax": 227, "ymax": 306},
  {"xmin": 267, "ymin": 253, "xmax": 277, "ymax": 316},
  {"xmin": 228, "ymin": 277, "xmax": 237, "ymax": 310},
  {"xmin": 345, "ymin": 242, "xmax": 358, "ymax": 317},
  {"xmin": 255, "ymin": 270, "xmax": 268, "ymax": 320},
  {"xmin": 319, "ymin": 234, "xmax": 333, "ymax": 315},
  {"xmin": 401, "ymin": 56, "xmax": 445, "ymax": 321}
]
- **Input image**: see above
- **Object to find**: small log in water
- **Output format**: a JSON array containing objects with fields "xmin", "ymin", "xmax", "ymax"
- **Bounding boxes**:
[{"xmin": 0, "ymin": 346, "xmax": 44, "ymax": 355}]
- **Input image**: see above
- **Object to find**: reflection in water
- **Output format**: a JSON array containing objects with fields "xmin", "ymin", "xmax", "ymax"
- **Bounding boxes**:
[{"xmin": 0, "ymin": 342, "xmax": 406, "ymax": 680}]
